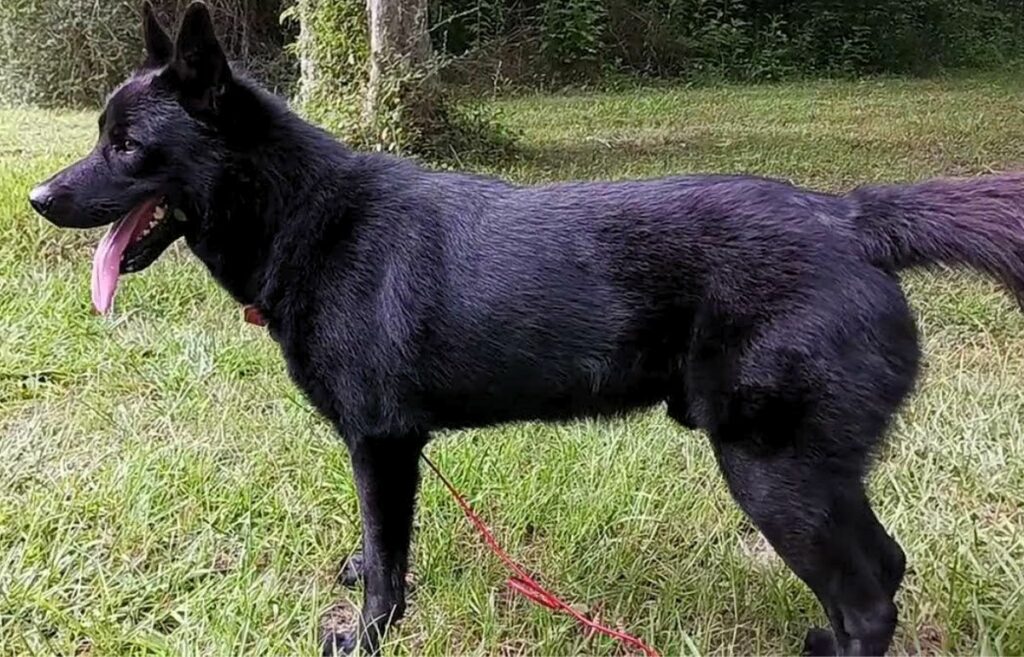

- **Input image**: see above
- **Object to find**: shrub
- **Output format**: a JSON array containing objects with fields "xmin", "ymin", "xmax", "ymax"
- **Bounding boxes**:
[{"xmin": 432, "ymin": 0, "xmax": 1024, "ymax": 85}]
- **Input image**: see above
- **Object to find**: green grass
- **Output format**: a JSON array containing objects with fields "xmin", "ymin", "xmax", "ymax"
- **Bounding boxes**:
[{"xmin": 2, "ymin": 73, "xmax": 1024, "ymax": 656}]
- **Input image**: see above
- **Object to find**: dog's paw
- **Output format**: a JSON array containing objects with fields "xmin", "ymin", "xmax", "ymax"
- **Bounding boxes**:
[
  {"xmin": 338, "ymin": 552, "xmax": 365, "ymax": 589},
  {"xmin": 803, "ymin": 628, "xmax": 837, "ymax": 656},
  {"xmin": 321, "ymin": 630, "xmax": 357, "ymax": 657}
]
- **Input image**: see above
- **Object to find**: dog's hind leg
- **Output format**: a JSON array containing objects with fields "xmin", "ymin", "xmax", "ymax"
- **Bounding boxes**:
[
  {"xmin": 713, "ymin": 441, "xmax": 903, "ymax": 656},
  {"xmin": 323, "ymin": 433, "xmax": 427, "ymax": 656},
  {"xmin": 688, "ymin": 268, "xmax": 919, "ymax": 655}
]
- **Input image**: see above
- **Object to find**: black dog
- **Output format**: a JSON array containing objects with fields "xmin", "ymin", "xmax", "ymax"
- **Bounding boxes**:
[{"xmin": 29, "ymin": 3, "xmax": 1024, "ymax": 655}]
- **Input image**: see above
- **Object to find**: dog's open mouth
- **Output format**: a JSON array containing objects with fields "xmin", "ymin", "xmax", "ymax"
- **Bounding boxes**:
[{"xmin": 91, "ymin": 196, "xmax": 187, "ymax": 314}]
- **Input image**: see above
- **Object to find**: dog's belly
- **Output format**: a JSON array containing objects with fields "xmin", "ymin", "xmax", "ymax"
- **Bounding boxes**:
[
  {"xmin": 414, "ymin": 287, "xmax": 694, "ymax": 430},
  {"xmin": 421, "ymin": 349, "xmax": 679, "ymax": 430},
  {"xmin": 425, "ymin": 385, "xmax": 670, "ymax": 429}
]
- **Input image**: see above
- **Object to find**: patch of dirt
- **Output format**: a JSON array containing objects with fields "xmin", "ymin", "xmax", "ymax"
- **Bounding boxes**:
[
  {"xmin": 739, "ymin": 531, "xmax": 780, "ymax": 568},
  {"xmin": 320, "ymin": 600, "xmax": 359, "ymax": 639},
  {"xmin": 498, "ymin": 638, "xmax": 532, "ymax": 657},
  {"xmin": 212, "ymin": 550, "xmax": 236, "ymax": 573},
  {"xmin": 979, "ymin": 501, "xmax": 1022, "ymax": 529},
  {"xmin": 900, "ymin": 623, "xmax": 945, "ymax": 656}
]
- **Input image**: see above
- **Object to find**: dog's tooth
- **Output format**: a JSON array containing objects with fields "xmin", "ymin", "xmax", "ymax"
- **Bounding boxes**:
[
  {"xmin": 174, "ymin": 209, "xmax": 188, "ymax": 223},
  {"xmin": 153, "ymin": 205, "xmax": 166, "ymax": 221}
]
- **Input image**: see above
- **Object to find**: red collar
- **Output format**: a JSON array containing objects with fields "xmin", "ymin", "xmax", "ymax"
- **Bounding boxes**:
[{"xmin": 243, "ymin": 304, "xmax": 267, "ymax": 326}]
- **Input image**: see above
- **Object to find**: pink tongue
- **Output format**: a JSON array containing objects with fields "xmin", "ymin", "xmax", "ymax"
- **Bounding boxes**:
[{"xmin": 91, "ymin": 204, "xmax": 150, "ymax": 315}]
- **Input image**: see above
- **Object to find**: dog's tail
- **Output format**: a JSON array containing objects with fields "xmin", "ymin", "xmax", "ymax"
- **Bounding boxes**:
[{"xmin": 849, "ymin": 173, "xmax": 1024, "ymax": 308}]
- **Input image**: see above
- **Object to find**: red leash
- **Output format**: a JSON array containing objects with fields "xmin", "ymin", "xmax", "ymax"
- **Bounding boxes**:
[{"xmin": 421, "ymin": 455, "xmax": 661, "ymax": 657}]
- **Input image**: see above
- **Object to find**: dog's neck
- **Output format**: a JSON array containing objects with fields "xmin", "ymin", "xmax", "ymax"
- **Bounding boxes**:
[{"xmin": 184, "ymin": 81, "xmax": 356, "ymax": 315}]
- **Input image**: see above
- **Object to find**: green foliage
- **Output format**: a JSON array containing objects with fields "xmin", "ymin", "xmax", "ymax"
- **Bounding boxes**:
[
  {"xmin": 0, "ymin": 0, "xmax": 294, "ymax": 108},
  {"xmin": 540, "ymin": 0, "xmax": 606, "ymax": 71},
  {"xmin": 433, "ymin": 0, "xmax": 1024, "ymax": 84}
]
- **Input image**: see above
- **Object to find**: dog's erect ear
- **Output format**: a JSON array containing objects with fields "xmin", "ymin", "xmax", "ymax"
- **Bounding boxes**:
[
  {"xmin": 171, "ymin": 1, "xmax": 231, "ymax": 111},
  {"xmin": 142, "ymin": 2, "xmax": 173, "ymax": 68}
]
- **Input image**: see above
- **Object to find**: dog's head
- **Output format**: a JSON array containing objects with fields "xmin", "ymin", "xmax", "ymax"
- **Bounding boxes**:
[{"xmin": 29, "ymin": 2, "xmax": 235, "ymax": 314}]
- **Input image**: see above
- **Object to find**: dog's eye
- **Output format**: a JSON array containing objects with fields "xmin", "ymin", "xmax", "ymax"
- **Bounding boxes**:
[{"xmin": 115, "ymin": 138, "xmax": 141, "ymax": 153}]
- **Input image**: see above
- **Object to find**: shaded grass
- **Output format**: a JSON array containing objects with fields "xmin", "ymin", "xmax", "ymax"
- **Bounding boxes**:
[{"xmin": 1, "ymin": 73, "xmax": 1023, "ymax": 656}]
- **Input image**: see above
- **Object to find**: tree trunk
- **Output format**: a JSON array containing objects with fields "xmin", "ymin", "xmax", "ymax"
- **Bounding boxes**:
[{"xmin": 365, "ymin": 0, "xmax": 434, "ymax": 124}]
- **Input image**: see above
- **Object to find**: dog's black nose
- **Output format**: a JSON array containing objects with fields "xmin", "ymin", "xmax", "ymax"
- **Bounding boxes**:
[{"xmin": 28, "ymin": 184, "xmax": 53, "ymax": 217}]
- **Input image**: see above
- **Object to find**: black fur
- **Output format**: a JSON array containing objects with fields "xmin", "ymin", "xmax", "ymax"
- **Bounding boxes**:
[{"xmin": 29, "ymin": 3, "xmax": 1024, "ymax": 655}]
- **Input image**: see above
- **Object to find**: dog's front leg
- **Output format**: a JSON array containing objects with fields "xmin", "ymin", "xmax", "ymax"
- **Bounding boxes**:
[{"xmin": 326, "ymin": 433, "xmax": 425, "ymax": 656}]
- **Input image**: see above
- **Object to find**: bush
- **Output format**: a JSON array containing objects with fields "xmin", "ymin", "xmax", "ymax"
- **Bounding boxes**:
[
  {"xmin": 432, "ymin": 0, "xmax": 1024, "ymax": 85},
  {"xmin": 540, "ymin": 0, "xmax": 606, "ymax": 74},
  {"xmin": 0, "ymin": 0, "xmax": 294, "ymax": 108}
]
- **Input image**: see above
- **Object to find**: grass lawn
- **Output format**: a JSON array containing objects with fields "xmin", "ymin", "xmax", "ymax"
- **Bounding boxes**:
[{"xmin": 2, "ymin": 72, "xmax": 1024, "ymax": 656}]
